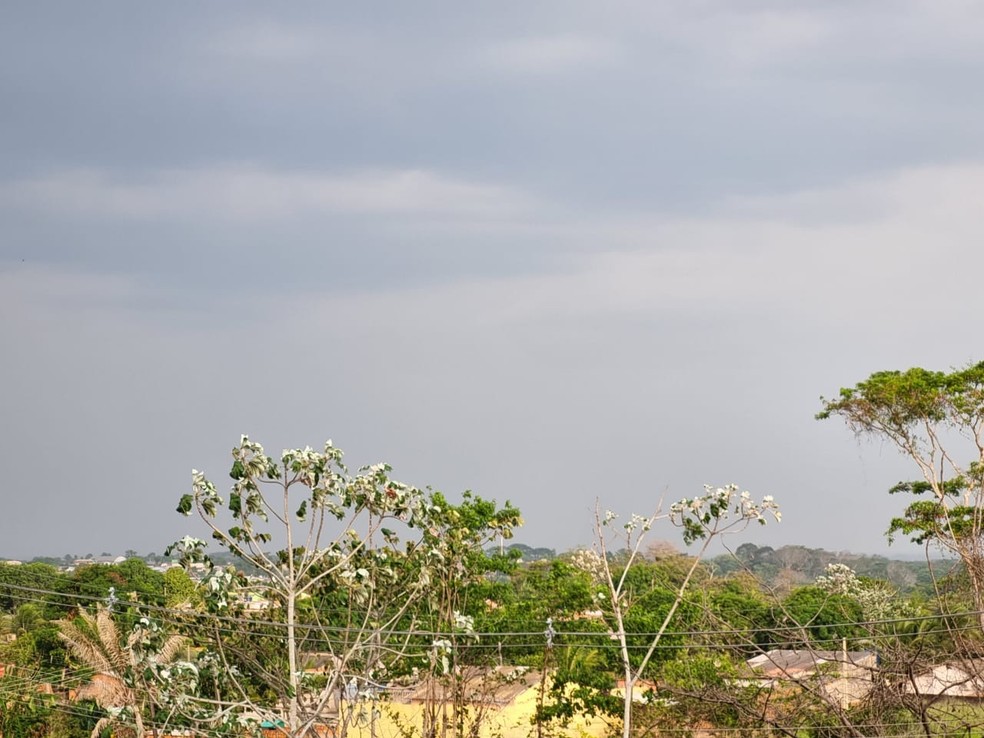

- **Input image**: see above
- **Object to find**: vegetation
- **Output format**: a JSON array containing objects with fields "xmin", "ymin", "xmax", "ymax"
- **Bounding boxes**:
[
  {"xmin": 8, "ymin": 406, "xmax": 984, "ymax": 737},
  {"xmin": 0, "ymin": 535, "xmax": 982, "ymax": 738},
  {"xmin": 819, "ymin": 362, "xmax": 984, "ymax": 625}
]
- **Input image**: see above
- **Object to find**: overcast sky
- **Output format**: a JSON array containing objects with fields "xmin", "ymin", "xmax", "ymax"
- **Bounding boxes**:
[{"xmin": 2, "ymin": 1, "xmax": 983, "ymax": 561}]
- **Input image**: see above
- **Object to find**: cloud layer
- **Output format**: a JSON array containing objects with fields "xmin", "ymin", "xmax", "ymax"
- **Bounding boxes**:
[{"xmin": 3, "ymin": 2, "xmax": 984, "ymax": 559}]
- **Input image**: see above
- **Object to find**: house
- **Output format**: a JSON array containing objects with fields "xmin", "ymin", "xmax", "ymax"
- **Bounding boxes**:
[
  {"xmin": 379, "ymin": 666, "xmax": 582, "ymax": 738},
  {"xmin": 301, "ymin": 652, "xmax": 342, "ymax": 676},
  {"xmin": 392, "ymin": 665, "xmax": 541, "ymax": 708},
  {"xmin": 241, "ymin": 592, "xmax": 274, "ymax": 611},
  {"xmin": 903, "ymin": 662, "xmax": 984, "ymax": 700},
  {"xmin": 614, "ymin": 678, "xmax": 661, "ymax": 703},
  {"xmin": 745, "ymin": 649, "xmax": 877, "ymax": 709}
]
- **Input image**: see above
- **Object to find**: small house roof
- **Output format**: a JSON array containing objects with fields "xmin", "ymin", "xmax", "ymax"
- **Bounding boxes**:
[
  {"xmin": 904, "ymin": 663, "xmax": 984, "ymax": 698},
  {"xmin": 746, "ymin": 649, "xmax": 875, "ymax": 679}
]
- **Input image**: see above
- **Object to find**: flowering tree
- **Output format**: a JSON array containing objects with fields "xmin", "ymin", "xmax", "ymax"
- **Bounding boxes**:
[
  {"xmin": 405, "ymin": 492, "xmax": 522, "ymax": 738},
  {"xmin": 169, "ymin": 436, "xmax": 520, "ymax": 738},
  {"xmin": 815, "ymin": 563, "xmax": 913, "ymax": 622},
  {"xmin": 580, "ymin": 485, "xmax": 780, "ymax": 738}
]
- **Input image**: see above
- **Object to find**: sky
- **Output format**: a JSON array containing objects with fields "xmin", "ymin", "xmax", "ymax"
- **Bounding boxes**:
[{"xmin": 2, "ymin": 1, "xmax": 984, "ymax": 561}]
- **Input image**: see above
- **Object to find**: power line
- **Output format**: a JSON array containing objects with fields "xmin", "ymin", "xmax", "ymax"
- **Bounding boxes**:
[{"xmin": 3, "ymin": 578, "xmax": 983, "ymax": 648}]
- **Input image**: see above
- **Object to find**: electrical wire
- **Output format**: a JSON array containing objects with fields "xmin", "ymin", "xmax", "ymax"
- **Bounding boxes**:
[{"xmin": 0, "ymin": 578, "xmax": 957, "ymax": 636}]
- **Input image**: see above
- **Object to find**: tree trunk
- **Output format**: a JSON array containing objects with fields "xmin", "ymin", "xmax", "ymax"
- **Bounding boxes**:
[
  {"xmin": 287, "ymin": 588, "xmax": 300, "ymax": 736},
  {"xmin": 622, "ymin": 673, "xmax": 633, "ymax": 738}
]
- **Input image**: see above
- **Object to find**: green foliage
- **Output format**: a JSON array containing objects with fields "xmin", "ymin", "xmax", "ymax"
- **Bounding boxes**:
[
  {"xmin": 536, "ymin": 643, "xmax": 621, "ymax": 724},
  {"xmin": 645, "ymin": 653, "xmax": 757, "ymax": 732},
  {"xmin": 511, "ymin": 560, "xmax": 596, "ymax": 617},
  {"xmin": 9, "ymin": 604, "xmax": 43, "ymax": 635},
  {"xmin": 775, "ymin": 586, "xmax": 865, "ymax": 645},
  {"xmin": 617, "ymin": 562, "xmax": 701, "ymax": 673},
  {"xmin": 0, "ymin": 684, "xmax": 57, "ymax": 738},
  {"xmin": 713, "ymin": 542, "xmax": 942, "ymax": 597},
  {"xmin": 819, "ymin": 361, "xmax": 984, "ymax": 634},
  {"xmin": 0, "ymin": 563, "xmax": 65, "ymax": 614},
  {"xmin": 29, "ymin": 624, "xmax": 69, "ymax": 669},
  {"xmin": 473, "ymin": 559, "xmax": 596, "ymax": 666},
  {"xmin": 818, "ymin": 367, "xmax": 941, "ymax": 420},
  {"xmin": 59, "ymin": 559, "xmax": 165, "ymax": 607},
  {"xmin": 888, "ymin": 500, "xmax": 983, "ymax": 544},
  {"xmin": 819, "ymin": 363, "xmax": 984, "ymax": 551},
  {"xmin": 706, "ymin": 575, "xmax": 773, "ymax": 651},
  {"xmin": 661, "ymin": 651, "xmax": 739, "ymax": 694},
  {"xmin": 162, "ymin": 567, "xmax": 199, "ymax": 608}
]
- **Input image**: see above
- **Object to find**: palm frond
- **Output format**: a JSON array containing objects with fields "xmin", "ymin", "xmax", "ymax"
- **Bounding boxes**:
[
  {"xmin": 58, "ymin": 619, "xmax": 113, "ymax": 673},
  {"xmin": 95, "ymin": 606, "xmax": 129, "ymax": 673},
  {"xmin": 158, "ymin": 634, "xmax": 187, "ymax": 664}
]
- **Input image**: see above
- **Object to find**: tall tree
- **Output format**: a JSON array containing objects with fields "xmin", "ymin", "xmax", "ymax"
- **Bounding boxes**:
[
  {"xmin": 818, "ymin": 363, "xmax": 984, "ymax": 624},
  {"xmin": 575, "ymin": 485, "xmax": 781, "ymax": 738},
  {"xmin": 170, "ymin": 435, "xmax": 520, "ymax": 738}
]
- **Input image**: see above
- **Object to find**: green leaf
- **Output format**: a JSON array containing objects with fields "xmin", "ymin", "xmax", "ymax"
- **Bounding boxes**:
[{"xmin": 176, "ymin": 494, "xmax": 193, "ymax": 516}]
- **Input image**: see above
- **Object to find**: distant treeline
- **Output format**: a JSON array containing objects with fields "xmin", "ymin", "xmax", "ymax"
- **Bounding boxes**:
[
  {"xmin": 18, "ymin": 542, "xmax": 947, "ymax": 594},
  {"xmin": 708, "ymin": 542, "xmax": 948, "ymax": 594}
]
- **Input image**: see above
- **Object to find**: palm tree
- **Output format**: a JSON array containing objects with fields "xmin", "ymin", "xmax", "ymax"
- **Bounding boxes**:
[
  {"xmin": 10, "ymin": 603, "xmax": 43, "ymax": 635},
  {"xmin": 59, "ymin": 605, "xmax": 185, "ymax": 738}
]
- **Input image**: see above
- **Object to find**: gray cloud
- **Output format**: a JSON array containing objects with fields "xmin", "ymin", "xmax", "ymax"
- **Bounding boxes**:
[{"xmin": 3, "ymin": 2, "xmax": 984, "ymax": 559}]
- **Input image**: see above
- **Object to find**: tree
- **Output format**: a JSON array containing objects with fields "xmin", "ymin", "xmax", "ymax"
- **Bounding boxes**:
[
  {"xmin": 169, "ymin": 436, "xmax": 520, "ymax": 738},
  {"xmin": 818, "ymin": 363, "xmax": 984, "ymax": 625},
  {"xmin": 9, "ymin": 604, "xmax": 43, "ymax": 636},
  {"xmin": 399, "ymin": 491, "xmax": 522, "ymax": 738},
  {"xmin": 0, "ymin": 675, "xmax": 60, "ymax": 738},
  {"xmin": 59, "ymin": 560, "xmax": 165, "ymax": 612},
  {"xmin": 775, "ymin": 586, "xmax": 865, "ymax": 646},
  {"xmin": 162, "ymin": 567, "xmax": 198, "ymax": 609},
  {"xmin": 815, "ymin": 563, "xmax": 914, "ymax": 623},
  {"xmin": 0, "ymin": 563, "xmax": 65, "ymax": 614},
  {"xmin": 704, "ymin": 573, "xmax": 773, "ymax": 654},
  {"xmin": 58, "ymin": 604, "xmax": 186, "ymax": 738},
  {"xmin": 573, "ymin": 485, "xmax": 781, "ymax": 738}
]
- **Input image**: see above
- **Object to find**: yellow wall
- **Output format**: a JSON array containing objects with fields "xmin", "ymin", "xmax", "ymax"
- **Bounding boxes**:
[{"xmin": 339, "ymin": 689, "xmax": 611, "ymax": 738}]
